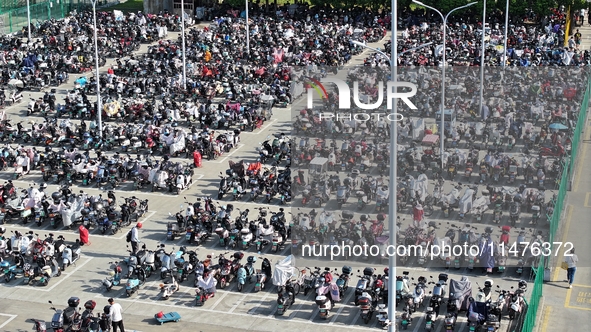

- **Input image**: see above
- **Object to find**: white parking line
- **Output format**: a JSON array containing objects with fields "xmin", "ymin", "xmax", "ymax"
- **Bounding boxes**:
[
  {"xmin": 328, "ymin": 290, "xmax": 356, "ymax": 325},
  {"xmin": 249, "ymin": 287, "xmax": 275, "ymax": 315},
  {"xmin": 457, "ymin": 320, "xmax": 467, "ymax": 332},
  {"xmin": 240, "ymin": 119, "xmax": 278, "ymax": 135},
  {"xmin": 209, "ymin": 290, "xmax": 229, "ymax": 310},
  {"xmin": 211, "ymin": 144, "xmax": 245, "ymax": 164},
  {"xmin": 229, "ymin": 293, "xmax": 249, "ymax": 313},
  {"xmin": 349, "ymin": 309, "xmax": 361, "ymax": 327},
  {"xmin": 434, "ymin": 317, "xmax": 445, "ymax": 332},
  {"xmin": 92, "ymin": 293, "xmax": 371, "ymax": 330},
  {"xmin": 11, "ymin": 257, "xmax": 92, "ymax": 292},
  {"xmin": 0, "ymin": 313, "xmax": 18, "ymax": 329},
  {"xmin": 411, "ymin": 315, "xmax": 426, "ymax": 332}
]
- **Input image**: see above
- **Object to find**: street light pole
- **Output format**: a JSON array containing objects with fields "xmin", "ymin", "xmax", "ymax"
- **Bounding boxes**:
[
  {"xmin": 245, "ymin": 0, "xmax": 250, "ymax": 56},
  {"xmin": 480, "ymin": 0, "xmax": 487, "ymax": 114},
  {"xmin": 352, "ymin": 37, "xmax": 433, "ymax": 332},
  {"xmin": 388, "ymin": 0, "xmax": 397, "ymax": 330},
  {"xmin": 181, "ymin": 0, "xmax": 187, "ymax": 87},
  {"xmin": 90, "ymin": 0, "xmax": 102, "ymax": 139},
  {"xmin": 412, "ymin": 1, "xmax": 476, "ymax": 171},
  {"xmin": 26, "ymin": 0, "xmax": 31, "ymax": 40},
  {"xmin": 503, "ymin": 0, "xmax": 509, "ymax": 67}
]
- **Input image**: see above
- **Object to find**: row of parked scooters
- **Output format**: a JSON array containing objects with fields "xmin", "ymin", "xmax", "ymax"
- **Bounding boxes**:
[
  {"xmin": 165, "ymin": 197, "xmax": 290, "ymax": 254},
  {"xmin": 0, "ymin": 184, "xmax": 148, "ymax": 235},
  {"xmin": 0, "ymin": 230, "xmax": 81, "ymax": 286},
  {"xmin": 396, "ymin": 273, "xmax": 528, "ymax": 331},
  {"xmin": 100, "ymin": 242, "xmax": 275, "ymax": 304},
  {"xmin": 31, "ymin": 298, "xmax": 111, "ymax": 332}
]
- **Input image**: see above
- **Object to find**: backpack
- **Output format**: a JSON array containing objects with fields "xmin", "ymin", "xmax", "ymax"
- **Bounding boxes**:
[{"xmin": 126, "ymin": 229, "xmax": 132, "ymax": 243}]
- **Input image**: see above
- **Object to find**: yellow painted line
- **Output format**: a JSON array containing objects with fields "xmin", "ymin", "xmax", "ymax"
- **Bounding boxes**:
[
  {"xmin": 540, "ymin": 306, "xmax": 551, "ymax": 332},
  {"xmin": 565, "ymin": 287, "xmax": 573, "ymax": 307},
  {"xmin": 572, "ymin": 284, "xmax": 591, "ymax": 288},
  {"xmin": 573, "ymin": 129, "xmax": 589, "ymax": 192},
  {"xmin": 585, "ymin": 193, "xmax": 591, "ymax": 207},
  {"xmin": 564, "ymin": 304, "xmax": 591, "ymax": 311},
  {"xmin": 553, "ymin": 205, "xmax": 573, "ymax": 282}
]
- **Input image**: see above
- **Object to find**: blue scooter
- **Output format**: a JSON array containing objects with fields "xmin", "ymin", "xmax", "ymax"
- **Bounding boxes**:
[
  {"xmin": 125, "ymin": 267, "xmax": 146, "ymax": 296},
  {"xmin": 237, "ymin": 256, "xmax": 257, "ymax": 291},
  {"xmin": 0, "ymin": 261, "xmax": 20, "ymax": 282},
  {"xmin": 102, "ymin": 261, "xmax": 123, "ymax": 291}
]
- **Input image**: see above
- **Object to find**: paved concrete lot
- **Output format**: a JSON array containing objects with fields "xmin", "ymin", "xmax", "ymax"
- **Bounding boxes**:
[{"xmin": 0, "ymin": 26, "xmax": 523, "ymax": 332}]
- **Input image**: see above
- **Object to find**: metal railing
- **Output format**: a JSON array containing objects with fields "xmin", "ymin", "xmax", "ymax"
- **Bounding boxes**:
[{"xmin": 519, "ymin": 73, "xmax": 591, "ymax": 332}]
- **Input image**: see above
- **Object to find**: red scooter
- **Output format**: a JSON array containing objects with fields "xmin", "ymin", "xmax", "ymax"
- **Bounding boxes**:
[{"xmin": 539, "ymin": 143, "xmax": 565, "ymax": 157}]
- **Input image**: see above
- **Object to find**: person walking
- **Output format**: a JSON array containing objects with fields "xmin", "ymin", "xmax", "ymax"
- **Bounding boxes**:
[
  {"xmin": 130, "ymin": 222, "xmax": 142, "ymax": 255},
  {"xmin": 574, "ymin": 29, "xmax": 582, "ymax": 49},
  {"xmin": 566, "ymin": 247, "xmax": 578, "ymax": 288},
  {"xmin": 108, "ymin": 298, "xmax": 125, "ymax": 332}
]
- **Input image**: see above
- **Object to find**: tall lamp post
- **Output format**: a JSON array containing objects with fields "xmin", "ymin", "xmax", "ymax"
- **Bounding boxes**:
[
  {"xmin": 90, "ymin": 0, "xmax": 102, "ymax": 139},
  {"xmin": 26, "ymin": 0, "xmax": 32, "ymax": 40},
  {"xmin": 480, "ymin": 0, "xmax": 487, "ymax": 115},
  {"xmin": 412, "ymin": 1, "xmax": 477, "ymax": 171},
  {"xmin": 181, "ymin": 0, "xmax": 187, "ymax": 87},
  {"xmin": 503, "ymin": 0, "xmax": 509, "ymax": 67},
  {"xmin": 351, "ymin": 38, "xmax": 432, "ymax": 332},
  {"xmin": 245, "ymin": 0, "xmax": 250, "ymax": 56}
]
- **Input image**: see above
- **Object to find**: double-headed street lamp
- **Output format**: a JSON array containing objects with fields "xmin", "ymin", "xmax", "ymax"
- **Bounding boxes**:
[
  {"xmin": 352, "ymin": 38, "xmax": 432, "ymax": 332},
  {"xmin": 411, "ymin": 0, "xmax": 477, "ymax": 171}
]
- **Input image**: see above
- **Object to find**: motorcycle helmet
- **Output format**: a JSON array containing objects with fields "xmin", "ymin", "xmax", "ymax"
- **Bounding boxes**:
[
  {"xmin": 360, "ymin": 215, "xmax": 368, "ymax": 222},
  {"xmin": 39, "ymin": 183, "xmax": 47, "ymax": 190},
  {"xmin": 137, "ymin": 223, "xmax": 143, "ymax": 229},
  {"xmin": 80, "ymin": 209, "xmax": 90, "ymax": 216},
  {"xmin": 51, "ymin": 192, "xmax": 61, "ymax": 202},
  {"xmin": 384, "ymin": 268, "xmax": 389, "ymax": 275},
  {"xmin": 518, "ymin": 280, "xmax": 528, "ymax": 289}
]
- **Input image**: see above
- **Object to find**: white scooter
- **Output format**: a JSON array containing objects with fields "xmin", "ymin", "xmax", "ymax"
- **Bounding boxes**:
[
  {"xmin": 160, "ymin": 274, "xmax": 180, "ymax": 299},
  {"xmin": 61, "ymin": 242, "xmax": 81, "ymax": 271},
  {"xmin": 315, "ymin": 294, "xmax": 333, "ymax": 319}
]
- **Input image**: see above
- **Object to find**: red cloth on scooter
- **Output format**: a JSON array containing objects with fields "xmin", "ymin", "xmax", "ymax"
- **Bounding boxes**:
[
  {"xmin": 413, "ymin": 206, "xmax": 424, "ymax": 222},
  {"xmin": 193, "ymin": 151, "xmax": 202, "ymax": 168},
  {"xmin": 79, "ymin": 225, "xmax": 90, "ymax": 245}
]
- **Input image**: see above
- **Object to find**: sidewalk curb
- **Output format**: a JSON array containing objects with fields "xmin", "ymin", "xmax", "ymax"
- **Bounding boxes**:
[{"xmin": 533, "ymin": 295, "xmax": 546, "ymax": 332}]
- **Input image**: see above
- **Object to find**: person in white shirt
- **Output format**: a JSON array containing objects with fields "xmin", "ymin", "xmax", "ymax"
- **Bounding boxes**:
[
  {"xmin": 566, "ymin": 247, "xmax": 578, "ymax": 289},
  {"xmin": 108, "ymin": 298, "xmax": 125, "ymax": 332},
  {"xmin": 130, "ymin": 223, "xmax": 142, "ymax": 255}
]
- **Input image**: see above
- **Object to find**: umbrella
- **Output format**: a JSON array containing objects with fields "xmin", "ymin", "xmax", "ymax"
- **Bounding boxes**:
[{"xmin": 549, "ymin": 123, "xmax": 568, "ymax": 130}]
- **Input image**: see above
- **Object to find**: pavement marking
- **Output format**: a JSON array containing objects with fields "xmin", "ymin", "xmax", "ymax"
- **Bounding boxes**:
[
  {"xmin": 0, "ymin": 313, "xmax": 18, "ymax": 329},
  {"xmin": 229, "ymin": 293, "xmax": 249, "ymax": 313},
  {"xmin": 573, "ymin": 129, "xmax": 589, "ymax": 192},
  {"xmin": 241, "ymin": 119, "xmax": 278, "ymax": 135},
  {"xmin": 209, "ymin": 289, "xmax": 229, "ymax": 310},
  {"xmin": 328, "ymin": 289, "xmax": 356, "ymax": 325},
  {"xmin": 585, "ymin": 192, "xmax": 591, "ymax": 207},
  {"xmin": 411, "ymin": 315, "xmax": 426, "ymax": 332},
  {"xmin": 348, "ymin": 307, "xmax": 361, "ymax": 327},
  {"xmin": 456, "ymin": 319, "xmax": 467, "ymax": 332},
  {"xmin": 92, "ymin": 293, "xmax": 372, "ymax": 330},
  {"xmin": 10, "ymin": 257, "xmax": 92, "ymax": 292},
  {"xmin": 540, "ymin": 305, "xmax": 551, "ymax": 332},
  {"xmin": 552, "ymin": 205, "xmax": 573, "ymax": 282},
  {"xmin": 564, "ymin": 284, "xmax": 591, "ymax": 310},
  {"xmin": 211, "ymin": 144, "xmax": 246, "ymax": 164},
  {"xmin": 248, "ymin": 286, "xmax": 275, "ymax": 315}
]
